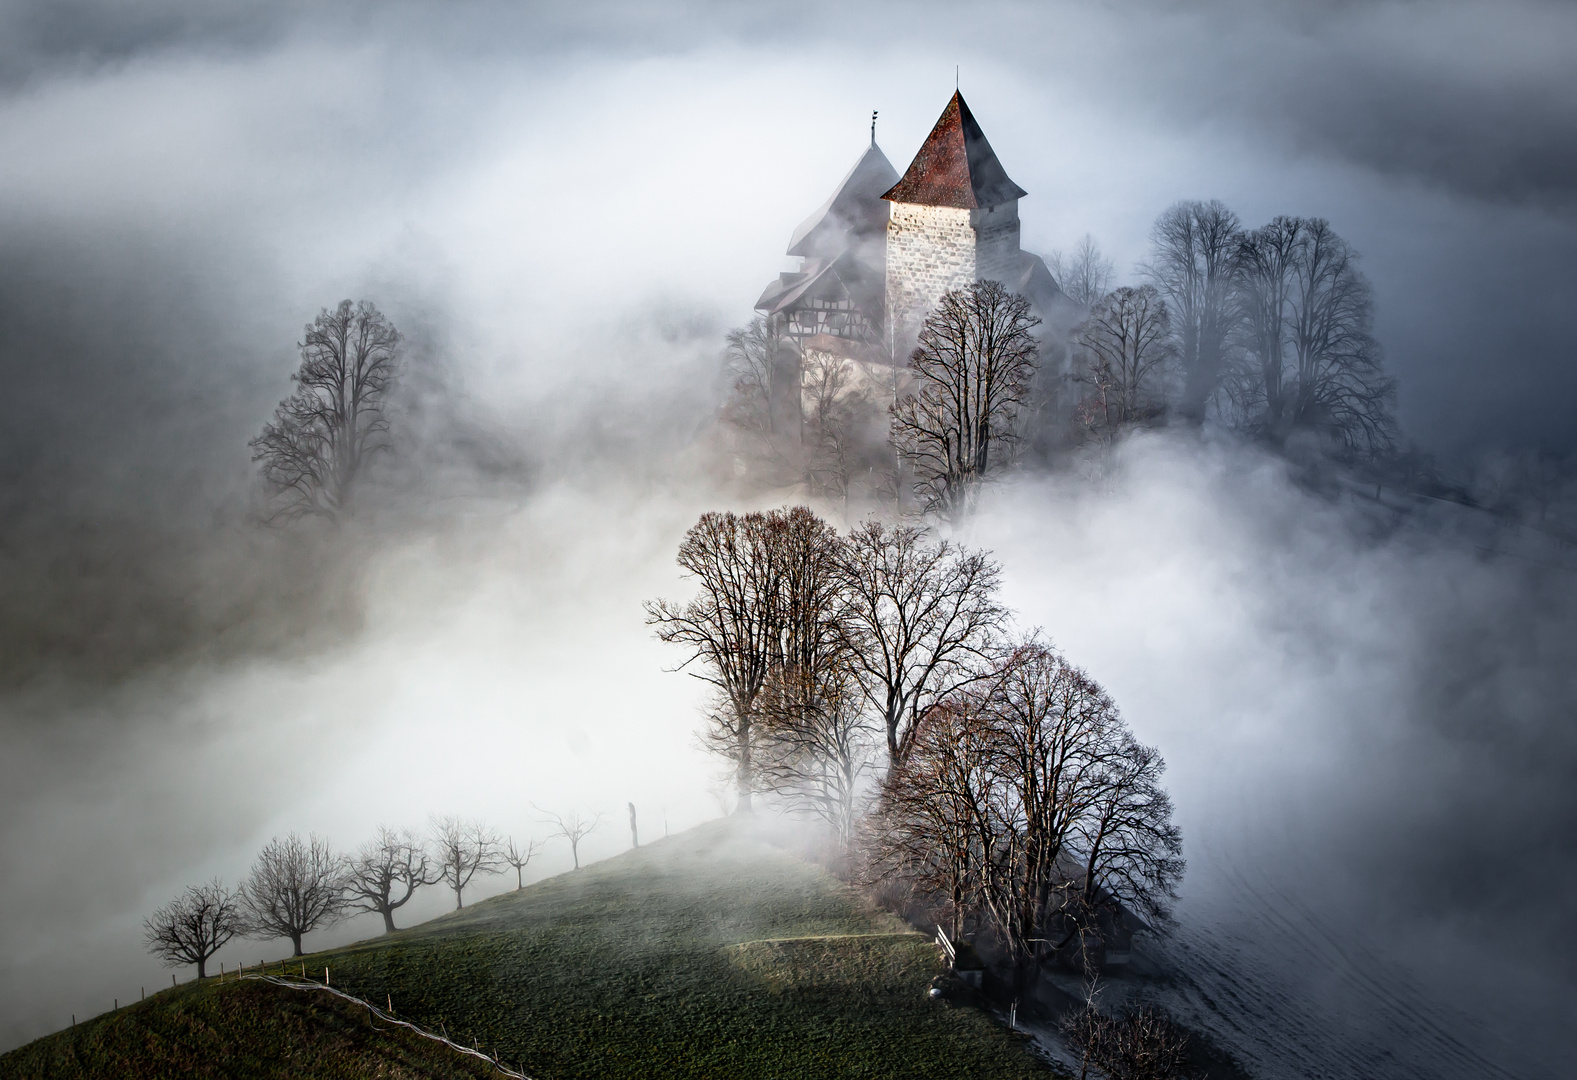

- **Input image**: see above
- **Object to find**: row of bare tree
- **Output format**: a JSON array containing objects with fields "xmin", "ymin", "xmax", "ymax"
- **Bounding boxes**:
[
  {"xmin": 647, "ymin": 506, "xmax": 1182, "ymax": 981},
  {"xmin": 144, "ymin": 811, "xmax": 599, "ymax": 978},
  {"xmin": 1067, "ymin": 203, "xmax": 1395, "ymax": 458}
]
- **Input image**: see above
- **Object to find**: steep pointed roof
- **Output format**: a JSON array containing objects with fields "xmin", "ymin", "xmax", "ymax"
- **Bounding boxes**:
[
  {"xmin": 882, "ymin": 92, "xmax": 1026, "ymax": 210},
  {"xmin": 787, "ymin": 142, "xmax": 899, "ymax": 257}
]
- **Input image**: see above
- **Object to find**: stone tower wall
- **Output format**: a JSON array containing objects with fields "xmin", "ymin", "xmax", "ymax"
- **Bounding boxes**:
[
  {"xmin": 885, "ymin": 203, "xmax": 975, "ymax": 354},
  {"xmin": 971, "ymin": 201, "xmax": 1021, "ymax": 285},
  {"xmin": 885, "ymin": 199, "xmax": 1024, "ymax": 356}
]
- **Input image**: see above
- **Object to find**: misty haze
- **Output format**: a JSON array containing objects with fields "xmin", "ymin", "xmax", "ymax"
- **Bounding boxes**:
[{"xmin": 1, "ymin": 2, "xmax": 1574, "ymax": 1078}]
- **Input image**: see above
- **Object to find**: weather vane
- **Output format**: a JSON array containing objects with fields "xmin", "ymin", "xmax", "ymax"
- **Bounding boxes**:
[{"xmin": 871, "ymin": 109, "xmax": 878, "ymax": 146}]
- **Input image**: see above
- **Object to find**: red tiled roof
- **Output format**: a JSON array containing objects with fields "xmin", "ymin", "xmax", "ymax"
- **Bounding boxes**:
[{"xmin": 882, "ymin": 92, "xmax": 1027, "ymax": 210}]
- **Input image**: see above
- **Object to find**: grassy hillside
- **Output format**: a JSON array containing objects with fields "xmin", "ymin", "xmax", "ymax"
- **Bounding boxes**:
[
  {"xmin": 0, "ymin": 980, "xmax": 499, "ymax": 1080},
  {"xmin": 2, "ymin": 820, "xmax": 1055, "ymax": 1079}
]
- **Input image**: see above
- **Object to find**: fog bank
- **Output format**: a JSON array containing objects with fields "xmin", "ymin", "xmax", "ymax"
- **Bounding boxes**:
[{"xmin": 2, "ymin": 2, "xmax": 1574, "ymax": 1072}]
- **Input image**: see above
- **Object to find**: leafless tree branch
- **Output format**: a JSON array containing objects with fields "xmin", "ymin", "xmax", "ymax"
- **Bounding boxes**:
[
  {"xmin": 344, "ymin": 826, "xmax": 436, "ymax": 933},
  {"xmin": 837, "ymin": 520, "xmax": 1007, "ymax": 765},
  {"xmin": 1071, "ymin": 285, "xmax": 1176, "ymax": 442},
  {"xmin": 429, "ymin": 815, "xmax": 504, "ymax": 909},
  {"xmin": 143, "ymin": 879, "xmax": 242, "ymax": 979},
  {"xmin": 503, "ymin": 836, "xmax": 544, "ymax": 889},
  {"xmin": 1143, "ymin": 201, "xmax": 1240, "ymax": 423},
  {"xmin": 250, "ymin": 299, "xmax": 401, "ymax": 523},
  {"xmin": 890, "ymin": 280, "xmax": 1040, "ymax": 521},
  {"xmin": 537, "ymin": 808, "xmax": 603, "ymax": 870},
  {"xmin": 239, "ymin": 833, "xmax": 348, "ymax": 956},
  {"xmin": 1048, "ymin": 234, "xmax": 1116, "ymax": 310}
]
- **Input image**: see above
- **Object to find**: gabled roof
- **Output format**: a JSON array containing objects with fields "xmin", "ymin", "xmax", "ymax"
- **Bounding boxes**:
[
  {"xmin": 755, "ymin": 254, "xmax": 856, "ymax": 316},
  {"xmin": 882, "ymin": 92, "xmax": 1027, "ymax": 210},
  {"xmin": 787, "ymin": 143, "xmax": 899, "ymax": 258}
]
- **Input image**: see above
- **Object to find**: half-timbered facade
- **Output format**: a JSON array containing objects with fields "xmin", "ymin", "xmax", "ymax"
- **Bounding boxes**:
[{"xmin": 754, "ymin": 141, "xmax": 897, "ymax": 348}]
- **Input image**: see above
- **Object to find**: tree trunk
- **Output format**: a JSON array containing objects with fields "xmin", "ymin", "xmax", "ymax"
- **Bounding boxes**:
[
  {"xmin": 291, "ymin": 933, "xmax": 303, "ymax": 957},
  {"xmin": 197, "ymin": 956, "xmax": 207, "ymax": 979},
  {"xmin": 454, "ymin": 886, "xmax": 464, "ymax": 910},
  {"xmin": 382, "ymin": 908, "xmax": 397, "ymax": 934},
  {"xmin": 736, "ymin": 715, "xmax": 754, "ymax": 813}
]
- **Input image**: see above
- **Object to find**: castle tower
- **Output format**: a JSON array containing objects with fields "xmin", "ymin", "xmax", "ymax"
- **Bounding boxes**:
[{"xmin": 881, "ymin": 92, "xmax": 1030, "ymax": 353}]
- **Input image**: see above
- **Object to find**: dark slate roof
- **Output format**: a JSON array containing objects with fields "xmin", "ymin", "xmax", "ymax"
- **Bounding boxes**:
[
  {"xmin": 754, "ymin": 255, "xmax": 852, "ymax": 316},
  {"xmin": 882, "ymin": 92, "xmax": 1027, "ymax": 210},
  {"xmin": 1010, "ymin": 252, "xmax": 1085, "ymax": 334},
  {"xmin": 787, "ymin": 143, "xmax": 899, "ymax": 258}
]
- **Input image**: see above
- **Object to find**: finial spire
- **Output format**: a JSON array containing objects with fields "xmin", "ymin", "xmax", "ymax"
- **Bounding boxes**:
[
  {"xmin": 956, "ymin": 65, "xmax": 959, "ymax": 91},
  {"xmin": 871, "ymin": 109, "xmax": 878, "ymax": 146}
]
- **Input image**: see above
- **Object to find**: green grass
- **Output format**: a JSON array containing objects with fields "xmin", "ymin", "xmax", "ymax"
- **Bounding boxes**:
[
  {"xmin": 2, "ymin": 819, "xmax": 1055, "ymax": 1079},
  {"xmin": 0, "ymin": 980, "xmax": 498, "ymax": 1079}
]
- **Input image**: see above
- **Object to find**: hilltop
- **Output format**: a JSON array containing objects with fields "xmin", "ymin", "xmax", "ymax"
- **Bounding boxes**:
[{"xmin": 0, "ymin": 820, "xmax": 1054, "ymax": 1079}]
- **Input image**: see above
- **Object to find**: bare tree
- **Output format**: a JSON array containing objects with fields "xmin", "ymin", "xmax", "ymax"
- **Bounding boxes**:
[
  {"xmin": 757, "ymin": 505, "xmax": 849, "ymax": 721},
  {"xmin": 1143, "ymin": 201, "xmax": 1240, "ymax": 423},
  {"xmin": 801, "ymin": 351, "xmax": 875, "ymax": 511},
  {"xmin": 503, "ymin": 836, "xmax": 544, "ymax": 889},
  {"xmin": 973, "ymin": 644, "xmax": 1180, "ymax": 977},
  {"xmin": 1073, "ymin": 735, "xmax": 1185, "ymax": 928},
  {"xmin": 143, "ymin": 880, "xmax": 242, "ymax": 979},
  {"xmin": 1048, "ymin": 234, "xmax": 1117, "ymax": 309},
  {"xmin": 646, "ymin": 511, "xmax": 785, "ymax": 813},
  {"xmin": 540, "ymin": 809, "xmax": 603, "ymax": 870},
  {"xmin": 344, "ymin": 827, "xmax": 435, "ymax": 933},
  {"xmin": 659, "ymin": 505, "xmax": 868, "ymax": 841},
  {"xmin": 891, "ymin": 280, "xmax": 1040, "ymax": 520},
  {"xmin": 721, "ymin": 316, "xmax": 804, "ymax": 482},
  {"xmin": 759, "ymin": 660, "xmax": 877, "ymax": 854},
  {"xmin": 1229, "ymin": 216, "xmax": 1395, "ymax": 455},
  {"xmin": 240, "ymin": 833, "xmax": 348, "ymax": 956},
  {"xmin": 250, "ymin": 299, "xmax": 402, "ymax": 522},
  {"xmin": 1072, "ymin": 286, "xmax": 1175, "ymax": 441},
  {"xmin": 873, "ymin": 642, "xmax": 1182, "ymax": 984},
  {"xmin": 837, "ymin": 520, "xmax": 1007, "ymax": 765},
  {"xmin": 429, "ymin": 815, "xmax": 504, "ymax": 909},
  {"xmin": 868, "ymin": 697, "xmax": 996, "ymax": 940},
  {"xmin": 1061, "ymin": 1004, "xmax": 1197, "ymax": 1080},
  {"xmin": 723, "ymin": 316, "xmax": 792, "ymax": 437},
  {"xmin": 1226, "ymin": 215, "xmax": 1299, "ymax": 437}
]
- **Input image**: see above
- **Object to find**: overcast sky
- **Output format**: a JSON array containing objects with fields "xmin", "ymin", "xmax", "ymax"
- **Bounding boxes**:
[{"xmin": 1, "ymin": 1, "xmax": 1574, "ymax": 1073}]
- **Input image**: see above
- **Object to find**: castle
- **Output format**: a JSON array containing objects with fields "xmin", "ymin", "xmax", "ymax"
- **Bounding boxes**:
[{"xmin": 754, "ymin": 92, "xmax": 1077, "ymax": 378}]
